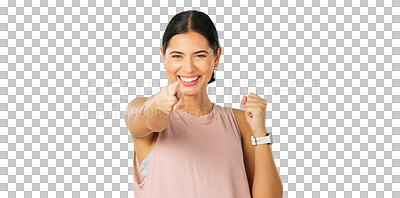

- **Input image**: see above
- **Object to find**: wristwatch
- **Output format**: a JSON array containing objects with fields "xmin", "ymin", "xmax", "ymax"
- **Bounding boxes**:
[{"xmin": 251, "ymin": 132, "xmax": 273, "ymax": 145}]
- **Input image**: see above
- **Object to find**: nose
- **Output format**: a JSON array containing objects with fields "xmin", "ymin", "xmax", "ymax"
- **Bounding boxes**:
[{"xmin": 181, "ymin": 57, "xmax": 195, "ymax": 72}]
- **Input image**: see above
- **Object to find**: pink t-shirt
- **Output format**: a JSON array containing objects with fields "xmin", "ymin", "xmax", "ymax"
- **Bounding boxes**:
[{"xmin": 133, "ymin": 103, "xmax": 251, "ymax": 198}]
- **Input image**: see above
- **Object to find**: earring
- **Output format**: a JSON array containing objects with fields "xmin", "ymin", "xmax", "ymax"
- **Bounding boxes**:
[
  {"xmin": 214, "ymin": 66, "xmax": 218, "ymax": 70},
  {"xmin": 164, "ymin": 66, "xmax": 166, "ymax": 69}
]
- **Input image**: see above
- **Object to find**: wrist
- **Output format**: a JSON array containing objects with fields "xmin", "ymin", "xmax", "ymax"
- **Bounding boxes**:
[
  {"xmin": 251, "ymin": 130, "xmax": 273, "ymax": 145},
  {"xmin": 252, "ymin": 129, "xmax": 268, "ymax": 137}
]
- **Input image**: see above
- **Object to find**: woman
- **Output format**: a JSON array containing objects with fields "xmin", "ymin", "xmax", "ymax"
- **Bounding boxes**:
[{"xmin": 125, "ymin": 10, "xmax": 283, "ymax": 198}]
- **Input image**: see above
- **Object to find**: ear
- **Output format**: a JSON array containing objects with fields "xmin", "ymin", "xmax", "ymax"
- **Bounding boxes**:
[
  {"xmin": 160, "ymin": 46, "xmax": 166, "ymax": 65},
  {"xmin": 214, "ymin": 47, "xmax": 222, "ymax": 66}
]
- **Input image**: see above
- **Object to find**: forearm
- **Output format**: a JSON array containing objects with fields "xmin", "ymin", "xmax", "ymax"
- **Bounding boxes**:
[
  {"xmin": 143, "ymin": 94, "xmax": 170, "ymax": 132},
  {"xmin": 251, "ymin": 131, "xmax": 283, "ymax": 198}
]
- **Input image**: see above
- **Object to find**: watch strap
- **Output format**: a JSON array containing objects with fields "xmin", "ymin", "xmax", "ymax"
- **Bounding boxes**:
[{"xmin": 251, "ymin": 132, "xmax": 273, "ymax": 145}]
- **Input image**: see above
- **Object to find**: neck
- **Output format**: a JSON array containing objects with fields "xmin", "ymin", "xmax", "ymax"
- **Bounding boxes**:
[{"xmin": 180, "ymin": 86, "xmax": 214, "ymax": 116}]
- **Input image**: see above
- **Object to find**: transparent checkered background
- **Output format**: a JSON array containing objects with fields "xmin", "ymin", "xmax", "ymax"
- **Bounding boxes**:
[{"xmin": 0, "ymin": 0, "xmax": 399, "ymax": 197}]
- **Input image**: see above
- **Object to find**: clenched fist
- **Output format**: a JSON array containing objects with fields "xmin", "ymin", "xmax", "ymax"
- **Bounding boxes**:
[{"xmin": 241, "ymin": 92, "xmax": 268, "ymax": 134}]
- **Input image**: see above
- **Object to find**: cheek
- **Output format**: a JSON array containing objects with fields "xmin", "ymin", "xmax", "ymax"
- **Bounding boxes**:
[
  {"xmin": 165, "ymin": 62, "xmax": 180, "ymax": 78},
  {"xmin": 166, "ymin": 60, "xmax": 182, "ymax": 68},
  {"xmin": 199, "ymin": 60, "xmax": 214, "ymax": 73}
]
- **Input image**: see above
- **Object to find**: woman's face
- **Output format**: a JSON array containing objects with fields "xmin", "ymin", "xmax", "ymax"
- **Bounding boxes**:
[{"xmin": 161, "ymin": 31, "xmax": 221, "ymax": 95}]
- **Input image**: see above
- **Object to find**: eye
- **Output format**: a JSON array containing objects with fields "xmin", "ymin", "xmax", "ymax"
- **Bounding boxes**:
[
  {"xmin": 172, "ymin": 55, "xmax": 182, "ymax": 58},
  {"xmin": 196, "ymin": 54, "xmax": 206, "ymax": 58}
]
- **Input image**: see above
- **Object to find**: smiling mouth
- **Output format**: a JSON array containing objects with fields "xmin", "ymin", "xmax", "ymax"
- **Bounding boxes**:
[{"xmin": 178, "ymin": 75, "xmax": 201, "ymax": 81}]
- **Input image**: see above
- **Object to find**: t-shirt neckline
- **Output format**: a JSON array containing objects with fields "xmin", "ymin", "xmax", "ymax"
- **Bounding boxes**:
[{"xmin": 174, "ymin": 103, "xmax": 218, "ymax": 119}]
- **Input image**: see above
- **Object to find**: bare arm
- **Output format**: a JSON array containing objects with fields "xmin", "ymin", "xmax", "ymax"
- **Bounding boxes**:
[
  {"xmin": 251, "ymin": 130, "xmax": 283, "ymax": 198},
  {"xmin": 124, "ymin": 94, "xmax": 170, "ymax": 138},
  {"xmin": 125, "ymin": 81, "xmax": 183, "ymax": 138},
  {"xmin": 143, "ymin": 94, "xmax": 171, "ymax": 132}
]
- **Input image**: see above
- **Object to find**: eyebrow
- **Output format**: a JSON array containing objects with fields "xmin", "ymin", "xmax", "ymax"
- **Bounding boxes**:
[{"xmin": 169, "ymin": 50, "xmax": 209, "ymax": 55}]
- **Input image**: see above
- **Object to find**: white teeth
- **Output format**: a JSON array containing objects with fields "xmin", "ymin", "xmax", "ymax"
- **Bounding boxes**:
[{"xmin": 180, "ymin": 76, "xmax": 199, "ymax": 82}]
